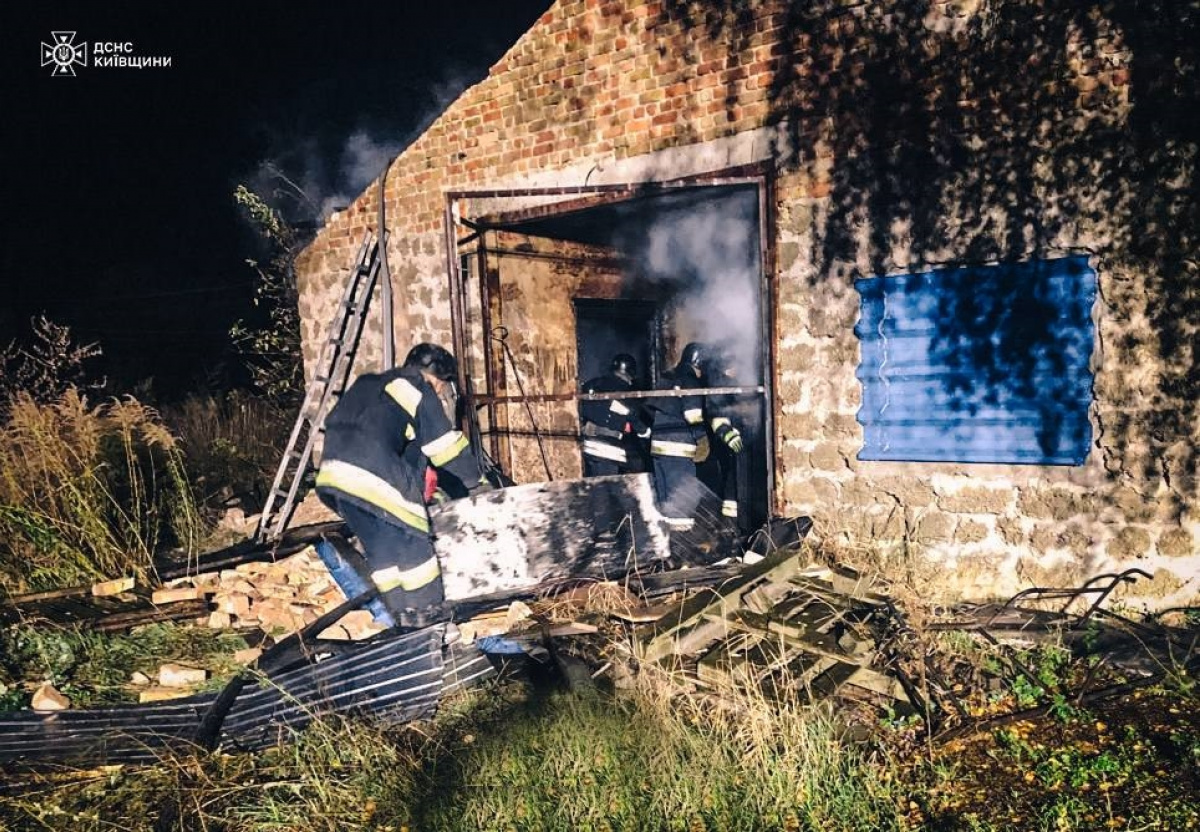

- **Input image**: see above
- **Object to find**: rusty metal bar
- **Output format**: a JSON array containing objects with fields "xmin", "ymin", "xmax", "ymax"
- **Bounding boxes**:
[
  {"xmin": 985, "ymin": 568, "xmax": 1153, "ymax": 629},
  {"xmin": 476, "ymin": 241, "xmax": 502, "ymax": 463},
  {"xmin": 443, "ymin": 197, "xmax": 487, "ymax": 477},
  {"xmin": 474, "ymin": 385, "xmax": 766, "ymax": 405},
  {"xmin": 446, "ymin": 168, "xmax": 769, "ymax": 209},
  {"xmin": 758, "ymin": 171, "xmax": 779, "ymax": 516}
]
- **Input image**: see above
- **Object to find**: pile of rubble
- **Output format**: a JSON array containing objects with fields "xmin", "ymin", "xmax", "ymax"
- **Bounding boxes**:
[{"xmin": 153, "ymin": 546, "xmax": 387, "ymax": 641}]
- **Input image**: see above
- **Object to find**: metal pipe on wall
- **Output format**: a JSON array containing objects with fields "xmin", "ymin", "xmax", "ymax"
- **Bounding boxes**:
[{"xmin": 377, "ymin": 166, "xmax": 394, "ymax": 368}]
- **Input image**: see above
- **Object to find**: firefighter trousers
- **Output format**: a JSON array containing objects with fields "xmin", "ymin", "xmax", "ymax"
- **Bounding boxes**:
[
  {"xmin": 582, "ymin": 453, "xmax": 622, "ymax": 477},
  {"xmin": 651, "ymin": 454, "xmax": 702, "ymax": 529},
  {"xmin": 321, "ymin": 495, "xmax": 444, "ymax": 615}
]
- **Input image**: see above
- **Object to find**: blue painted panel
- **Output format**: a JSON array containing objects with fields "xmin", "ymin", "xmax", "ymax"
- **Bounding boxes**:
[{"xmin": 854, "ymin": 256, "xmax": 1097, "ymax": 465}]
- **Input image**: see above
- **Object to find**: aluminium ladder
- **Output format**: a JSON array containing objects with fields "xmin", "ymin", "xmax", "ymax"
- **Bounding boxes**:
[{"xmin": 255, "ymin": 232, "xmax": 383, "ymax": 543}]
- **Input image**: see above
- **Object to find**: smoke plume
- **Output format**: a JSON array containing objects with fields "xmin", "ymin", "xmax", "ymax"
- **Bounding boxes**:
[{"xmin": 615, "ymin": 189, "xmax": 762, "ymax": 383}]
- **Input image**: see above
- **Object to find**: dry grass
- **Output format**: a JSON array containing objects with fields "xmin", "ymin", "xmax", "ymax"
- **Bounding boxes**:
[
  {"xmin": 0, "ymin": 390, "xmax": 201, "ymax": 595},
  {"xmin": 160, "ymin": 391, "xmax": 293, "ymax": 511}
]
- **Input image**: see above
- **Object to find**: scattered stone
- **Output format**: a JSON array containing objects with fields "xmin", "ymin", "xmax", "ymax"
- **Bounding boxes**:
[
  {"xmin": 152, "ymin": 586, "xmax": 208, "ymax": 605},
  {"xmin": 158, "ymin": 663, "xmax": 207, "ymax": 689},
  {"xmin": 233, "ymin": 647, "xmax": 262, "ymax": 665},
  {"xmin": 91, "ymin": 577, "xmax": 135, "ymax": 597},
  {"xmin": 31, "ymin": 682, "xmax": 70, "ymax": 711},
  {"xmin": 318, "ymin": 609, "xmax": 387, "ymax": 641},
  {"xmin": 458, "ymin": 611, "xmax": 511, "ymax": 644},
  {"xmin": 207, "ymin": 610, "xmax": 232, "ymax": 630},
  {"xmin": 130, "ymin": 671, "xmax": 152, "ymax": 686},
  {"xmin": 139, "ymin": 687, "xmax": 191, "ymax": 703},
  {"xmin": 506, "ymin": 600, "xmax": 534, "ymax": 630},
  {"xmin": 218, "ymin": 506, "xmax": 249, "ymax": 533}
]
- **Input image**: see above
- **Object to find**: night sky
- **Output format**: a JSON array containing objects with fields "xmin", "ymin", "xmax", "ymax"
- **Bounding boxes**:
[{"xmin": 1, "ymin": 1, "xmax": 552, "ymax": 397}]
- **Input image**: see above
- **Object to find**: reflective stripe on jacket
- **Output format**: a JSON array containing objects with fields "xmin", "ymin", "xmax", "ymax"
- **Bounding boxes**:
[{"xmin": 317, "ymin": 366, "xmax": 482, "ymax": 532}]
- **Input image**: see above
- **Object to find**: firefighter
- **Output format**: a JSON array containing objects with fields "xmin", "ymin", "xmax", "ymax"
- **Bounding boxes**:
[
  {"xmin": 579, "ymin": 353, "xmax": 649, "ymax": 477},
  {"xmin": 646, "ymin": 342, "xmax": 709, "ymax": 531},
  {"xmin": 704, "ymin": 353, "xmax": 746, "ymax": 522},
  {"xmin": 315, "ymin": 343, "xmax": 491, "ymax": 626}
]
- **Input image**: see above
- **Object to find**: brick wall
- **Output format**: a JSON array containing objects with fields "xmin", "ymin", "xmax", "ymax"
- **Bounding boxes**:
[{"xmin": 295, "ymin": 0, "xmax": 1198, "ymax": 607}]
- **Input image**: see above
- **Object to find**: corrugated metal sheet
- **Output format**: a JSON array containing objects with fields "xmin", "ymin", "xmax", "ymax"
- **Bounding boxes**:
[{"xmin": 854, "ymin": 256, "xmax": 1097, "ymax": 465}]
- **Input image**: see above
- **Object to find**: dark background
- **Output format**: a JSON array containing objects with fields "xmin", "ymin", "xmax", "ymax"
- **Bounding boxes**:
[{"xmin": 1, "ymin": 1, "xmax": 552, "ymax": 397}]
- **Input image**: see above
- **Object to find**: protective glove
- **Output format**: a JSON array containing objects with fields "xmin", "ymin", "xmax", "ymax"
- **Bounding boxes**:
[
  {"xmin": 693, "ymin": 435, "xmax": 711, "ymax": 463},
  {"xmin": 717, "ymin": 424, "xmax": 744, "ymax": 453},
  {"xmin": 468, "ymin": 478, "xmax": 496, "ymax": 497}
]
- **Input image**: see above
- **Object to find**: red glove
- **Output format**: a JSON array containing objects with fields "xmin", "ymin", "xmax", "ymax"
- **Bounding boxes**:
[{"xmin": 423, "ymin": 466, "xmax": 438, "ymax": 503}]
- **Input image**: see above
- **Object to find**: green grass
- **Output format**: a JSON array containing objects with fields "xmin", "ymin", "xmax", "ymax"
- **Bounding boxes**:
[{"xmin": 416, "ymin": 684, "xmax": 901, "ymax": 832}]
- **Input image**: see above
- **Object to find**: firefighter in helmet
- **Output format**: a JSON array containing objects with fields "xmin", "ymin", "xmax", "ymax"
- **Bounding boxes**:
[
  {"xmin": 315, "ymin": 343, "xmax": 491, "ymax": 625},
  {"xmin": 647, "ymin": 342, "xmax": 745, "ymax": 530},
  {"xmin": 645, "ymin": 342, "xmax": 708, "ymax": 530},
  {"xmin": 579, "ymin": 353, "xmax": 649, "ymax": 477},
  {"xmin": 703, "ymin": 351, "xmax": 746, "ymax": 522}
]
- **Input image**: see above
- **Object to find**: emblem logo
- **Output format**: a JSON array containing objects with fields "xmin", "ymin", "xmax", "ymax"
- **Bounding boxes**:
[{"xmin": 41, "ymin": 32, "xmax": 88, "ymax": 76}]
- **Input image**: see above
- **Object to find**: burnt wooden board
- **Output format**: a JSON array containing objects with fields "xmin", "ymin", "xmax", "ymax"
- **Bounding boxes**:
[{"xmin": 432, "ymin": 473, "xmax": 737, "ymax": 600}]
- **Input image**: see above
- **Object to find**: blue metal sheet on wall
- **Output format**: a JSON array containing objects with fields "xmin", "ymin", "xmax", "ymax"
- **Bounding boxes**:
[{"xmin": 854, "ymin": 256, "xmax": 1097, "ymax": 465}]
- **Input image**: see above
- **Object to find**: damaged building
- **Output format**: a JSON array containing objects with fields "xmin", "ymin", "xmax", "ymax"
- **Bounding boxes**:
[{"xmin": 293, "ymin": 0, "xmax": 1199, "ymax": 608}]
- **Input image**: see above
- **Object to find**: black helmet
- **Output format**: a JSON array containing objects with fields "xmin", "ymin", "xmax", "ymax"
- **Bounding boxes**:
[
  {"xmin": 403, "ymin": 343, "xmax": 458, "ymax": 382},
  {"xmin": 610, "ymin": 353, "xmax": 637, "ymax": 379},
  {"xmin": 678, "ymin": 342, "xmax": 705, "ymax": 373}
]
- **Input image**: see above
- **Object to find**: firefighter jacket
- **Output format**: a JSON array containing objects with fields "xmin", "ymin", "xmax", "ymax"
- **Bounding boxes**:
[
  {"xmin": 580, "ymin": 373, "xmax": 646, "ymax": 464},
  {"xmin": 316, "ymin": 367, "xmax": 483, "ymax": 535},
  {"xmin": 647, "ymin": 368, "xmax": 706, "ymax": 460}
]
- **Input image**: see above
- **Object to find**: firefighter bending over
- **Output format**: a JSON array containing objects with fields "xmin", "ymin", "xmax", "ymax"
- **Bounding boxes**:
[
  {"xmin": 315, "ymin": 343, "xmax": 490, "ymax": 625},
  {"xmin": 579, "ymin": 353, "xmax": 649, "ymax": 477}
]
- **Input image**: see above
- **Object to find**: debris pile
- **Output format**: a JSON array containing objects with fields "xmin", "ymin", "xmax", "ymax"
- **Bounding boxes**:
[{"xmin": 156, "ymin": 546, "xmax": 384, "ymax": 640}]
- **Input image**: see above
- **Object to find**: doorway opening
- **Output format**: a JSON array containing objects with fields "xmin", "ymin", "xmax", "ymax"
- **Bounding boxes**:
[{"xmin": 446, "ymin": 171, "xmax": 776, "ymax": 531}]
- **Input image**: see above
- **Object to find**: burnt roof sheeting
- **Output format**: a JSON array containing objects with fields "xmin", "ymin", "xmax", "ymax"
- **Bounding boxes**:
[{"xmin": 0, "ymin": 629, "xmax": 494, "ymax": 767}]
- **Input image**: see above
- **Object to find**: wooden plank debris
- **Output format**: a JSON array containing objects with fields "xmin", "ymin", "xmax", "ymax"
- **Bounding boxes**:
[{"xmin": 636, "ymin": 549, "xmax": 917, "ymax": 709}]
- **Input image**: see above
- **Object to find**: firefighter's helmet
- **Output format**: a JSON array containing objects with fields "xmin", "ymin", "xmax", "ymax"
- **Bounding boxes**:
[
  {"xmin": 610, "ymin": 353, "xmax": 637, "ymax": 380},
  {"xmin": 678, "ymin": 342, "xmax": 706, "ymax": 374},
  {"xmin": 404, "ymin": 343, "xmax": 458, "ymax": 382}
]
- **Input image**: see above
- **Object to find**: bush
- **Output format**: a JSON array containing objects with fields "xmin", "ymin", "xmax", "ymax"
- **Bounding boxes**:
[{"xmin": 0, "ymin": 390, "xmax": 200, "ymax": 595}]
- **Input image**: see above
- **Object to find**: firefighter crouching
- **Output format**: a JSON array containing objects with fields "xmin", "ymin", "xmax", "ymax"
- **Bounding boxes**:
[
  {"xmin": 579, "ymin": 353, "xmax": 649, "ymax": 477},
  {"xmin": 315, "ymin": 343, "xmax": 491, "ymax": 626}
]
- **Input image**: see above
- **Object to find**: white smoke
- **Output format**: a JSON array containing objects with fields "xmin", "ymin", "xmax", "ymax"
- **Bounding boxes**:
[
  {"xmin": 316, "ymin": 131, "xmax": 406, "ymax": 220},
  {"xmin": 247, "ymin": 65, "xmax": 487, "ymax": 226},
  {"xmin": 616, "ymin": 192, "xmax": 762, "ymax": 384}
]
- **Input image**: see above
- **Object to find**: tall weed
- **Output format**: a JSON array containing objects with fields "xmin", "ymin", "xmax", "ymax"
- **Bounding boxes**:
[
  {"xmin": 0, "ymin": 389, "xmax": 200, "ymax": 594},
  {"xmin": 161, "ymin": 391, "xmax": 291, "ymax": 510}
]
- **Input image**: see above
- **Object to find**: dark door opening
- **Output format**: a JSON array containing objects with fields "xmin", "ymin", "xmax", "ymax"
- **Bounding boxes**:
[{"xmin": 574, "ymin": 298, "xmax": 659, "ymax": 389}]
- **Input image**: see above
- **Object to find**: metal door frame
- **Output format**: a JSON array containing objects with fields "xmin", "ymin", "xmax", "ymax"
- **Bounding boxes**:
[{"xmin": 443, "ymin": 164, "xmax": 779, "ymax": 514}]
